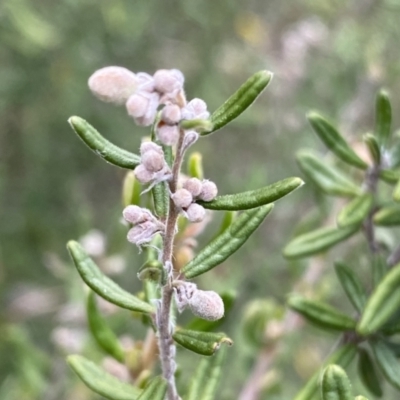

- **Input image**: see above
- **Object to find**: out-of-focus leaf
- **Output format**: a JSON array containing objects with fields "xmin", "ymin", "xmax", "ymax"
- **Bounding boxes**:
[
  {"xmin": 67, "ymin": 355, "xmax": 141, "ymax": 400},
  {"xmin": 297, "ymin": 151, "xmax": 361, "ymax": 197},
  {"xmin": 137, "ymin": 376, "xmax": 167, "ymax": 400},
  {"xmin": 373, "ymin": 205, "xmax": 400, "ymax": 226},
  {"xmin": 123, "ymin": 171, "xmax": 142, "ymax": 207},
  {"xmin": 67, "ymin": 241, "xmax": 154, "ymax": 314},
  {"xmin": 358, "ymin": 262, "xmax": 400, "ymax": 335},
  {"xmin": 287, "ymin": 295, "xmax": 356, "ymax": 331},
  {"xmin": 172, "ymin": 329, "xmax": 232, "ymax": 356},
  {"xmin": 363, "ymin": 133, "xmax": 381, "ymax": 165},
  {"xmin": 337, "ymin": 193, "xmax": 373, "ymax": 227},
  {"xmin": 392, "ymin": 178, "xmax": 400, "ymax": 202},
  {"xmin": 198, "ymin": 177, "xmax": 303, "ymax": 210},
  {"xmin": 379, "ymin": 169, "xmax": 400, "ymax": 184},
  {"xmin": 182, "ymin": 204, "xmax": 273, "ymax": 278},
  {"xmin": 204, "ymin": 70, "xmax": 273, "ymax": 134},
  {"xmin": 283, "ymin": 225, "xmax": 359, "ymax": 259},
  {"xmin": 374, "ymin": 89, "xmax": 392, "ymax": 147},
  {"xmin": 321, "ymin": 364, "xmax": 353, "ymax": 400},
  {"xmin": 68, "ymin": 117, "xmax": 140, "ymax": 169},
  {"xmin": 187, "ymin": 152, "xmax": 204, "ymax": 179},
  {"xmin": 357, "ymin": 348, "xmax": 383, "ymax": 398},
  {"xmin": 307, "ymin": 112, "xmax": 367, "ymax": 169}
]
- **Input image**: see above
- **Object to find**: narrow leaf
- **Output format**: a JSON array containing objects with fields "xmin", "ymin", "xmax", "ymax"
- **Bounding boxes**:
[
  {"xmin": 334, "ymin": 262, "xmax": 367, "ymax": 313},
  {"xmin": 392, "ymin": 178, "xmax": 400, "ymax": 202},
  {"xmin": 375, "ymin": 89, "xmax": 392, "ymax": 147},
  {"xmin": 337, "ymin": 193, "xmax": 373, "ymax": 228},
  {"xmin": 204, "ymin": 70, "xmax": 273, "ymax": 134},
  {"xmin": 137, "ymin": 376, "xmax": 167, "ymax": 400},
  {"xmin": 67, "ymin": 241, "xmax": 154, "ymax": 314},
  {"xmin": 307, "ymin": 112, "xmax": 368, "ymax": 169},
  {"xmin": 358, "ymin": 262, "xmax": 400, "ymax": 335},
  {"xmin": 67, "ymin": 355, "xmax": 141, "ymax": 400},
  {"xmin": 182, "ymin": 204, "xmax": 273, "ymax": 278},
  {"xmin": 357, "ymin": 348, "xmax": 383, "ymax": 398},
  {"xmin": 370, "ymin": 339, "xmax": 400, "ymax": 390},
  {"xmin": 187, "ymin": 152, "xmax": 204, "ymax": 179},
  {"xmin": 379, "ymin": 168, "xmax": 400, "ymax": 184},
  {"xmin": 185, "ymin": 345, "xmax": 227, "ymax": 400},
  {"xmin": 373, "ymin": 205, "xmax": 400, "ymax": 226},
  {"xmin": 87, "ymin": 291, "xmax": 125, "ymax": 362},
  {"xmin": 293, "ymin": 344, "xmax": 357, "ymax": 400},
  {"xmin": 287, "ymin": 295, "xmax": 356, "ymax": 331},
  {"xmin": 363, "ymin": 133, "xmax": 381, "ymax": 165},
  {"xmin": 283, "ymin": 225, "xmax": 358, "ymax": 259},
  {"xmin": 297, "ymin": 151, "xmax": 361, "ymax": 197},
  {"xmin": 354, "ymin": 397, "xmax": 369, "ymax": 400},
  {"xmin": 122, "ymin": 171, "xmax": 142, "ymax": 207},
  {"xmin": 198, "ymin": 177, "xmax": 304, "ymax": 211},
  {"xmin": 172, "ymin": 329, "xmax": 232, "ymax": 356},
  {"xmin": 68, "ymin": 116, "xmax": 140, "ymax": 169},
  {"xmin": 321, "ymin": 364, "xmax": 353, "ymax": 400}
]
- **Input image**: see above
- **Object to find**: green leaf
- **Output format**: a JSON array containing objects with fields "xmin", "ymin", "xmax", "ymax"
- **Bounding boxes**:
[
  {"xmin": 172, "ymin": 329, "xmax": 233, "ymax": 356},
  {"xmin": 283, "ymin": 225, "xmax": 359, "ymax": 259},
  {"xmin": 321, "ymin": 364, "xmax": 353, "ymax": 400},
  {"xmin": 287, "ymin": 295, "xmax": 356, "ymax": 331},
  {"xmin": 363, "ymin": 133, "xmax": 381, "ymax": 165},
  {"xmin": 374, "ymin": 89, "xmax": 392, "ymax": 147},
  {"xmin": 87, "ymin": 291, "xmax": 125, "ymax": 363},
  {"xmin": 122, "ymin": 171, "xmax": 142, "ymax": 207},
  {"xmin": 180, "ymin": 118, "xmax": 213, "ymax": 132},
  {"xmin": 337, "ymin": 193, "xmax": 373, "ymax": 228},
  {"xmin": 373, "ymin": 205, "xmax": 400, "ymax": 226},
  {"xmin": 297, "ymin": 151, "xmax": 361, "ymax": 197},
  {"xmin": 68, "ymin": 116, "xmax": 140, "ymax": 169},
  {"xmin": 372, "ymin": 253, "xmax": 387, "ymax": 287},
  {"xmin": 358, "ymin": 262, "xmax": 400, "ymax": 335},
  {"xmin": 187, "ymin": 152, "xmax": 204, "ymax": 180},
  {"xmin": 392, "ymin": 178, "xmax": 400, "ymax": 202},
  {"xmin": 379, "ymin": 168, "xmax": 400, "ymax": 184},
  {"xmin": 293, "ymin": 344, "xmax": 357, "ymax": 400},
  {"xmin": 204, "ymin": 70, "xmax": 273, "ymax": 135},
  {"xmin": 198, "ymin": 177, "xmax": 304, "ymax": 211},
  {"xmin": 354, "ymin": 397, "xmax": 369, "ymax": 400},
  {"xmin": 370, "ymin": 339, "xmax": 400, "ymax": 390},
  {"xmin": 137, "ymin": 376, "xmax": 167, "ymax": 400},
  {"xmin": 307, "ymin": 112, "xmax": 368, "ymax": 170},
  {"xmin": 334, "ymin": 262, "xmax": 367, "ymax": 314},
  {"xmin": 357, "ymin": 348, "xmax": 383, "ymax": 398},
  {"xmin": 67, "ymin": 355, "xmax": 141, "ymax": 400},
  {"xmin": 67, "ymin": 241, "xmax": 154, "ymax": 314},
  {"xmin": 182, "ymin": 204, "xmax": 273, "ymax": 278},
  {"xmin": 185, "ymin": 344, "xmax": 227, "ymax": 400},
  {"xmin": 213, "ymin": 211, "xmax": 236, "ymax": 239}
]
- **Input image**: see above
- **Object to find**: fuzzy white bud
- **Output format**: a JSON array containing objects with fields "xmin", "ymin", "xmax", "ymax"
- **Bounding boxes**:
[
  {"xmin": 154, "ymin": 69, "xmax": 184, "ymax": 94},
  {"xmin": 161, "ymin": 104, "xmax": 181, "ymax": 124},
  {"xmin": 125, "ymin": 93, "xmax": 149, "ymax": 118},
  {"xmin": 134, "ymin": 164, "xmax": 154, "ymax": 184},
  {"xmin": 88, "ymin": 66, "xmax": 138, "ymax": 105},
  {"xmin": 122, "ymin": 205, "xmax": 153, "ymax": 225},
  {"xmin": 181, "ymin": 130, "xmax": 199, "ymax": 152},
  {"xmin": 199, "ymin": 180, "xmax": 218, "ymax": 201},
  {"xmin": 182, "ymin": 98, "xmax": 209, "ymax": 120},
  {"xmin": 141, "ymin": 150, "xmax": 165, "ymax": 172},
  {"xmin": 127, "ymin": 92, "xmax": 160, "ymax": 127},
  {"xmin": 171, "ymin": 188, "xmax": 193, "ymax": 209},
  {"xmin": 186, "ymin": 203, "xmax": 206, "ymax": 222},
  {"xmin": 127, "ymin": 221, "xmax": 161, "ymax": 246},
  {"xmin": 140, "ymin": 141, "xmax": 163, "ymax": 156},
  {"xmin": 183, "ymin": 178, "xmax": 203, "ymax": 197},
  {"xmin": 136, "ymin": 72, "xmax": 155, "ymax": 92},
  {"xmin": 189, "ymin": 290, "xmax": 224, "ymax": 321},
  {"xmin": 157, "ymin": 124, "xmax": 180, "ymax": 146}
]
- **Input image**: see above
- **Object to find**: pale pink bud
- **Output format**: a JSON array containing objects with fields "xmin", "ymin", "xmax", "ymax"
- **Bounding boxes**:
[
  {"xmin": 140, "ymin": 141, "xmax": 163, "ymax": 156},
  {"xmin": 123, "ymin": 205, "xmax": 152, "ymax": 224},
  {"xmin": 171, "ymin": 188, "xmax": 193, "ymax": 208},
  {"xmin": 161, "ymin": 104, "xmax": 181, "ymax": 124},
  {"xmin": 199, "ymin": 180, "xmax": 218, "ymax": 201},
  {"xmin": 136, "ymin": 72, "xmax": 155, "ymax": 92},
  {"xmin": 188, "ymin": 290, "xmax": 225, "ymax": 321},
  {"xmin": 154, "ymin": 69, "xmax": 184, "ymax": 94},
  {"xmin": 181, "ymin": 98, "xmax": 209, "ymax": 120},
  {"xmin": 186, "ymin": 203, "xmax": 206, "ymax": 223},
  {"xmin": 157, "ymin": 124, "xmax": 180, "ymax": 146},
  {"xmin": 134, "ymin": 92, "xmax": 160, "ymax": 126},
  {"xmin": 141, "ymin": 150, "xmax": 165, "ymax": 172},
  {"xmin": 126, "ymin": 93, "xmax": 149, "ymax": 118},
  {"xmin": 183, "ymin": 178, "xmax": 202, "ymax": 197},
  {"xmin": 134, "ymin": 164, "xmax": 153, "ymax": 184},
  {"xmin": 181, "ymin": 130, "xmax": 199, "ymax": 152},
  {"xmin": 88, "ymin": 66, "xmax": 138, "ymax": 105},
  {"xmin": 127, "ymin": 221, "xmax": 160, "ymax": 246}
]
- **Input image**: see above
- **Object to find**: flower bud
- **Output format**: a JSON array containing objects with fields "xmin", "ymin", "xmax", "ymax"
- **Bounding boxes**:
[
  {"xmin": 134, "ymin": 92, "xmax": 160, "ymax": 126},
  {"xmin": 88, "ymin": 66, "xmax": 138, "ymax": 105},
  {"xmin": 182, "ymin": 98, "xmax": 209, "ymax": 120},
  {"xmin": 161, "ymin": 104, "xmax": 181, "ymax": 124},
  {"xmin": 183, "ymin": 178, "xmax": 202, "ymax": 197},
  {"xmin": 188, "ymin": 290, "xmax": 224, "ymax": 321},
  {"xmin": 140, "ymin": 141, "xmax": 163, "ymax": 156},
  {"xmin": 126, "ymin": 92, "xmax": 149, "ymax": 118},
  {"xmin": 181, "ymin": 130, "xmax": 199, "ymax": 152},
  {"xmin": 199, "ymin": 180, "xmax": 218, "ymax": 201},
  {"xmin": 127, "ymin": 221, "xmax": 159, "ymax": 246},
  {"xmin": 136, "ymin": 72, "xmax": 155, "ymax": 92},
  {"xmin": 134, "ymin": 164, "xmax": 153, "ymax": 184},
  {"xmin": 171, "ymin": 188, "xmax": 193, "ymax": 209},
  {"xmin": 154, "ymin": 69, "xmax": 184, "ymax": 94},
  {"xmin": 157, "ymin": 124, "xmax": 180, "ymax": 146},
  {"xmin": 141, "ymin": 150, "xmax": 165, "ymax": 172},
  {"xmin": 186, "ymin": 203, "xmax": 205, "ymax": 222},
  {"xmin": 123, "ymin": 205, "xmax": 152, "ymax": 225}
]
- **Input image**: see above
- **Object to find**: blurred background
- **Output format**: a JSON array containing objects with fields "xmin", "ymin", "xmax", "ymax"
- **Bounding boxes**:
[{"xmin": 1, "ymin": 0, "xmax": 400, "ymax": 399}]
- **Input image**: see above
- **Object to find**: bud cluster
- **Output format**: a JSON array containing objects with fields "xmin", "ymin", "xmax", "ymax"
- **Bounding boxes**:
[
  {"xmin": 173, "ymin": 281, "xmax": 224, "ymax": 321},
  {"xmin": 122, "ymin": 205, "xmax": 165, "ymax": 248},
  {"xmin": 171, "ymin": 178, "xmax": 218, "ymax": 222}
]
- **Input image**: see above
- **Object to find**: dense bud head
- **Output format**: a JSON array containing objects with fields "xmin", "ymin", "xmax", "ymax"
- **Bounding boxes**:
[
  {"xmin": 182, "ymin": 98, "xmax": 209, "ymax": 120},
  {"xmin": 186, "ymin": 203, "xmax": 205, "ymax": 222},
  {"xmin": 161, "ymin": 104, "xmax": 182, "ymax": 124},
  {"xmin": 141, "ymin": 150, "xmax": 165, "ymax": 172},
  {"xmin": 126, "ymin": 93, "xmax": 149, "ymax": 118},
  {"xmin": 189, "ymin": 290, "xmax": 225, "ymax": 321},
  {"xmin": 88, "ymin": 66, "xmax": 138, "ymax": 105},
  {"xmin": 183, "ymin": 177, "xmax": 202, "ymax": 197},
  {"xmin": 122, "ymin": 205, "xmax": 152, "ymax": 224},
  {"xmin": 140, "ymin": 141, "xmax": 163, "ymax": 156},
  {"xmin": 136, "ymin": 72, "xmax": 155, "ymax": 92},
  {"xmin": 199, "ymin": 180, "xmax": 218, "ymax": 201},
  {"xmin": 134, "ymin": 164, "xmax": 154, "ymax": 184},
  {"xmin": 157, "ymin": 124, "xmax": 180, "ymax": 146},
  {"xmin": 154, "ymin": 69, "xmax": 184, "ymax": 94},
  {"xmin": 171, "ymin": 188, "xmax": 193, "ymax": 208}
]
